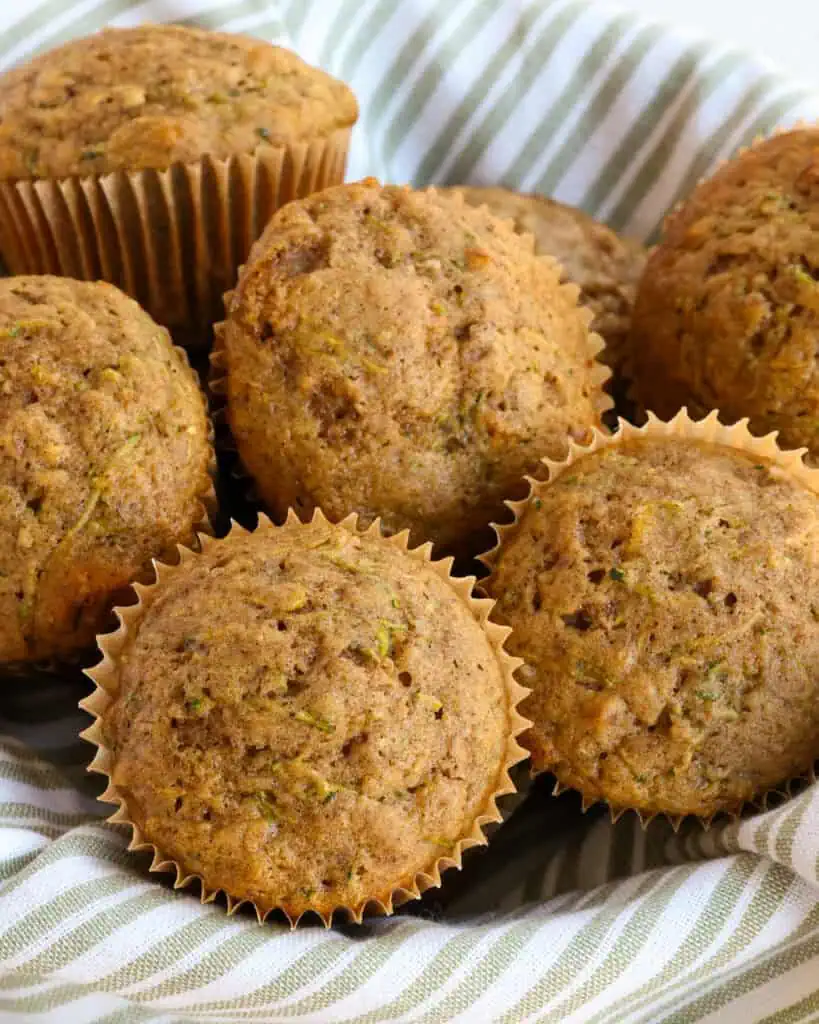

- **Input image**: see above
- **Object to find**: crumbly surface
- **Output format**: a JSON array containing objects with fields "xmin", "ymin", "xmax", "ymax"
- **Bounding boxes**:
[
  {"xmin": 487, "ymin": 438, "xmax": 819, "ymax": 818},
  {"xmin": 222, "ymin": 180, "xmax": 605, "ymax": 556},
  {"xmin": 105, "ymin": 523, "xmax": 512, "ymax": 919},
  {"xmin": 0, "ymin": 25, "xmax": 358, "ymax": 180},
  {"xmin": 0, "ymin": 276, "xmax": 211, "ymax": 664},
  {"xmin": 631, "ymin": 129, "xmax": 819, "ymax": 452},
  {"xmin": 453, "ymin": 186, "xmax": 646, "ymax": 373}
]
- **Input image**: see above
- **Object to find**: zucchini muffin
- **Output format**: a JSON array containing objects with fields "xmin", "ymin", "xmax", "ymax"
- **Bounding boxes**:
[
  {"xmin": 0, "ymin": 276, "xmax": 212, "ymax": 666},
  {"xmin": 217, "ymin": 179, "xmax": 609, "ymax": 556},
  {"xmin": 487, "ymin": 426, "xmax": 819, "ymax": 819},
  {"xmin": 630, "ymin": 128, "xmax": 819, "ymax": 452},
  {"xmin": 92, "ymin": 516, "xmax": 524, "ymax": 923},
  {"xmin": 453, "ymin": 186, "xmax": 647, "ymax": 376},
  {"xmin": 0, "ymin": 25, "xmax": 358, "ymax": 337}
]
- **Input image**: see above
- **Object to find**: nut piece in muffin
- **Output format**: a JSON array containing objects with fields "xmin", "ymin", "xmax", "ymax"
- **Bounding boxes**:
[
  {"xmin": 93, "ymin": 515, "xmax": 525, "ymax": 923},
  {"xmin": 452, "ymin": 186, "xmax": 647, "ymax": 376},
  {"xmin": 0, "ymin": 25, "xmax": 358, "ymax": 179},
  {"xmin": 486, "ymin": 424, "xmax": 819, "ymax": 819},
  {"xmin": 0, "ymin": 276, "xmax": 212, "ymax": 666},
  {"xmin": 218, "ymin": 179, "xmax": 609, "ymax": 556},
  {"xmin": 0, "ymin": 25, "xmax": 358, "ymax": 339},
  {"xmin": 630, "ymin": 128, "xmax": 819, "ymax": 453}
]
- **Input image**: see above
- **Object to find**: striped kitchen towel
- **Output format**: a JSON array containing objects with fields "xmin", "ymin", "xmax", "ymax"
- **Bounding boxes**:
[{"xmin": 2, "ymin": 2, "xmax": 819, "ymax": 1021}]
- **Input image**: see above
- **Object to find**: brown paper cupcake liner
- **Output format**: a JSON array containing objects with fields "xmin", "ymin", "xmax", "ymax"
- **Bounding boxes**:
[
  {"xmin": 79, "ymin": 508, "xmax": 531, "ymax": 927},
  {"xmin": 480, "ymin": 406, "xmax": 819, "ymax": 831},
  {"xmin": 0, "ymin": 129, "xmax": 351, "ymax": 348}
]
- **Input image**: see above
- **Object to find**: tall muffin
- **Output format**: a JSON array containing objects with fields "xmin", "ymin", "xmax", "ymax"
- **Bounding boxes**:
[
  {"xmin": 486, "ymin": 413, "xmax": 819, "ymax": 820},
  {"xmin": 83, "ymin": 514, "xmax": 527, "ymax": 924},
  {"xmin": 0, "ymin": 276, "xmax": 212, "ymax": 667},
  {"xmin": 0, "ymin": 25, "xmax": 358, "ymax": 341},
  {"xmin": 215, "ymin": 179, "xmax": 610, "ymax": 557},
  {"xmin": 630, "ymin": 128, "xmax": 819, "ymax": 453},
  {"xmin": 452, "ymin": 186, "xmax": 646, "ymax": 377}
]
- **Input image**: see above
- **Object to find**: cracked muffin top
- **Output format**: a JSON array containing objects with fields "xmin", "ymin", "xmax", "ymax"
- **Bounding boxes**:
[
  {"xmin": 220, "ymin": 179, "xmax": 608, "ymax": 556},
  {"xmin": 630, "ymin": 128, "xmax": 819, "ymax": 452},
  {"xmin": 0, "ymin": 275, "xmax": 211, "ymax": 664},
  {"xmin": 452, "ymin": 185, "xmax": 647, "ymax": 375},
  {"xmin": 0, "ymin": 24, "xmax": 358, "ymax": 179},
  {"xmin": 103, "ymin": 519, "xmax": 517, "ymax": 920},
  {"xmin": 487, "ymin": 435, "xmax": 819, "ymax": 818}
]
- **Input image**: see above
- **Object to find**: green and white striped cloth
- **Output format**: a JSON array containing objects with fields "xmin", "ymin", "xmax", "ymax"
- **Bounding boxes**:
[{"xmin": 2, "ymin": 2, "xmax": 819, "ymax": 1020}]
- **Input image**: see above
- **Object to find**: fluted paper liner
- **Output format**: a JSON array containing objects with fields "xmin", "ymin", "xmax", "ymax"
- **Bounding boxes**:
[
  {"xmin": 80, "ymin": 509, "xmax": 530, "ymax": 928},
  {"xmin": 2, "ymin": 344, "xmax": 217, "ymax": 680},
  {"xmin": 208, "ymin": 184, "xmax": 614, "ymax": 514},
  {"xmin": 0, "ymin": 130, "xmax": 351, "ymax": 347},
  {"xmin": 481, "ymin": 407, "xmax": 819, "ymax": 831}
]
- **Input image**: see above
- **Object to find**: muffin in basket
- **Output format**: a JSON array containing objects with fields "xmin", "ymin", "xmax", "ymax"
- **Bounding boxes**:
[
  {"xmin": 82, "ymin": 513, "xmax": 528, "ymax": 924},
  {"xmin": 0, "ymin": 24, "xmax": 358, "ymax": 342},
  {"xmin": 0, "ymin": 276, "xmax": 212, "ymax": 668},
  {"xmin": 485, "ymin": 412, "xmax": 819, "ymax": 821},
  {"xmin": 452, "ymin": 185, "xmax": 647, "ymax": 378},
  {"xmin": 630, "ymin": 127, "xmax": 819, "ymax": 453},
  {"xmin": 214, "ymin": 178, "xmax": 610, "ymax": 558}
]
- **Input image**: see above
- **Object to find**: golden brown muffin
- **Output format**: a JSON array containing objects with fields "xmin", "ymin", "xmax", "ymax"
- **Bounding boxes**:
[
  {"xmin": 0, "ymin": 24, "xmax": 358, "ymax": 179},
  {"xmin": 453, "ymin": 186, "xmax": 647, "ymax": 374},
  {"xmin": 0, "ymin": 276, "xmax": 212, "ymax": 666},
  {"xmin": 630, "ymin": 128, "xmax": 819, "ymax": 452},
  {"xmin": 487, "ymin": 430, "xmax": 819, "ymax": 819},
  {"xmin": 96, "ymin": 515, "xmax": 524, "ymax": 922},
  {"xmin": 218, "ymin": 179, "xmax": 609, "ymax": 556}
]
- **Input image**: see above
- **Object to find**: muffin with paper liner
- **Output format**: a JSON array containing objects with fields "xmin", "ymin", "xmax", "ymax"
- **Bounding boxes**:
[
  {"xmin": 484, "ymin": 409, "xmax": 819, "ymax": 823},
  {"xmin": 212, "ymin": 179, "xmax": 611, "ymax": 559},
  {"xmin": 0, "ymin": 275, "xmax": 214, "ymax": 670},
  {"xmin": 629, "ymin": 127, "xmax": 819, "ymax": 453},
  {"xmin": 0, "ymin": 24, "xmax": 357, "ymax": 344},
  {"xmin": 80, "ymin": 511, "xmax": 529, "ymax": 925}
]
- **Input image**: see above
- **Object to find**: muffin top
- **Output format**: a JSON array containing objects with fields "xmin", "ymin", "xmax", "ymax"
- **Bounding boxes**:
[
  {"xmin": 487, "ymin": 436, "xmax": 819, "ymax": 818},
  {"xmin": 453, "ymin": 186, "xmax": 646, "ymax": 371},
  {"xmin": 0, "ymin": 276, "xmax": 211, "ymax": 663},
  {"xmin": 631, "ymin": 129, "xmax": 819, "ymax": 451},
  {"xmin": 665, "ymin": 128, "xmax": 819, "ymax": 236},
  {"xmin": 104, "ymin": 519, "xmax": 516, "ymax": 920},
  {"xmin": 0, "ymin": 25, "xmax": 358, "ymax": 180},
  {"xmin": 221, "ymin": 179, "xmax": 606, "ymax": 555}
]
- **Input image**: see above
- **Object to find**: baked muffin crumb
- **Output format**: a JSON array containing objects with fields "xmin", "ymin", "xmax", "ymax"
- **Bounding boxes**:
[
  {"xmin": 0, "ymin": 275, "xmax": 211, "ymax": 664},
  {"xmin": 103, "ymin": 518, "xmax": 518, "ymax": 919},
  {"xmin": 488, "ymin": 435, "xmax": 819, "ymax": 818},
  {"xmin": 221, "ymin": 179, "xmax": 608, "ymax": 556}
]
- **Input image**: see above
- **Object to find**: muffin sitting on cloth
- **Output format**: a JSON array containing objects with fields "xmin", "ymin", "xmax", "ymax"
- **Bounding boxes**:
[
  {"xmin": 485, "ymin": 412, "xmax": 819, "ymax": 821},
  {"xmin": 83, "ymin": 513, "xmax": 527, "ymax": 924},
  {"xmin": 0, "ymin": 24, "xmax": 358, "ymax": 341},
  {"xmin": 630, "ymin": 128, "xmax": 819, "ymax": 454},
  {"xmin": 0, "ymin": 276, "xmax": 212, "ymax": 668},
  {"xmin": 215, "ymin": 178, "xmax": 610, "ymax": 557},
  {"xmin": 451, "ymin": 186, "xmax": 646, "ymax": 379}
]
